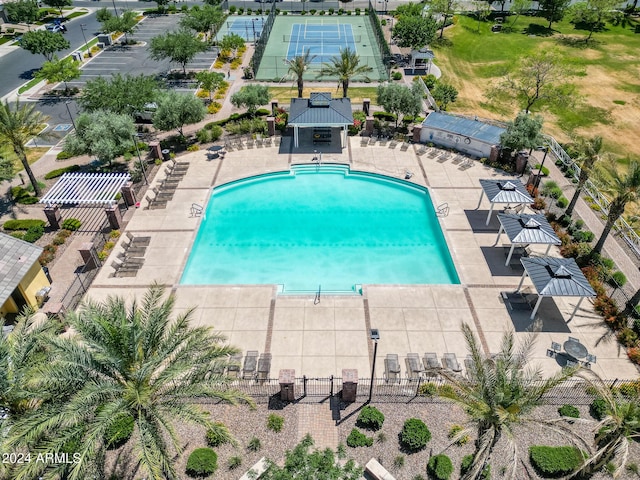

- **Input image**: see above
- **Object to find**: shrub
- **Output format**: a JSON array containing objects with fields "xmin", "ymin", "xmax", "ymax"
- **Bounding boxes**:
[
  {"xmin": 400, "ymin": 418, "xmax": 430, "ymax": 451},
  {"xmin": 609, "ymin": 271, "xmax": 627, "ymax": 287},
  {"xmin": 185, "ymin": 448, "xmax": 217, "ymax": 477},
  {"xmin": 628, "ymin": 347, "xmax": 640, "ymax": 364},
  {"xmin": 617, "ymin": 380, "xmax": 640, "ymax": 397},
  {"xmin": 346, "ymin": 428, "xmax": 373, "ymax": 447},
  {"xmin": 418, "ymin": 382, "xmax": 437, "ymax": 396},
  {"xmin": 558, "ymin": 405, "xmax": 580, "ymax": 418},
  {"xmin": 377, "ymin": 432, "xmax": 387, "ymax": 443},
  {"xmin": 392, "ymin": 71, "xmax": 402, "ymax": 80},
  {"xmin": 572, "ymin": 230, "xmax": 594, "ymax": 243},
  {"xmin": 590, "ymin": 397, "xmax": 608, "ymax": 420},
  {"xmin": 104, "ymin": 413, "xmax": 134, "ymax": 449},
  {"xmin": 247, "ymin": 437, "xmax": 261, "ymax": 452},
  {"xmin": 3, "ymin": 219, "xmax": 46, "ymax": 231},
  {"xmin": 356, "ymin": 405, "xmax": 385, "ymax": 431},
  {"xmin": 10, "ymin": 186, "xmax": 38, "ymax": 204},
  {"xmin": 534, "ymin": 163, "xmax": 550, "ymax": 176},
  {"xmin": 52, "ymin": 234, "xmax": 66, "ymax": 246},
  {"xmin": 427, "ymin": 454, "xmax": 453, "ymax": 480},
  {"xmin": 373, "ymin": 111, "xmax": 397, "ymax": 122},
  {"xmin": 229, "ymin": 5, "xmax": 236, "ymax": 13},
  {"xmin": 267, "ymin": 414, "xmax": 284, "ymax": 433},
  {"xmin": 393, "ymin": 455, "xmax": 405, "ymax": 468},
  {"xmin": 61, "ymin": 218, "xmax": 81, "ymax": 231},
  {"xmin": 55, "ymin": 150, "xmax": 73, "ymax": 160},
  {"xmin": 617, "ymin": 327, "xmax": 638, "ymax": 347},
  {"xmin": 460, "ymin": 455, "xmax": 491, "ymax": 478},
  {"xmin": 186, "ymin": 144, "xmax": 199, "ymax": 151},
  {"xmin": 205, "ymin": 422, "xmax": 232, "ymax": 447},
  {"xmin": 45, "ymin": 164, "xmax": 81, "ymax": 179},
  {"xmin": 448, "ymin": 424, "xmax": 469, "ymax": 445},
  {"xmin": 23, "ymin": 224, "xmax": 44, "ymax": 243},
  {"xmin": 529, "ymin": 446, "xmax": 584, "ymax": 478},
  {"xmin": 556, "ymin": 196, "xmax": 569, "ymax": 208},
  {"xmin": 228, "ymin": 455, "xmax": 242, "ymax": 470}
]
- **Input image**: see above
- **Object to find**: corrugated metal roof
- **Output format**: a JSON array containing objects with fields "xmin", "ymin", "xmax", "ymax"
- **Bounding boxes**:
[
  {"xmin": 521, "ymin": 257, "xmax": 596, "ymax": 297},
  {"xmin": 479, "ymin": 178, "xmax": 533, "ymax": 204},
  {"xmin": 0, "ymin": 232, "xmax": 44, "ymax": 308},
  {"xmin": 422, "ymin": 112, "xmax": 505, "ymax": 144},
  {"xmin": 288, "ymin": 96, "xmax": 353, "ymax": 126},
  {"xmin": 497, "ymin": 213, "xmax": 561, "ymax": 245}
]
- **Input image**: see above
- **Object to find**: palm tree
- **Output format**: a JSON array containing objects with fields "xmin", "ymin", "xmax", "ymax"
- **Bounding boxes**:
[
  {"xmin": 565, "ymin": 136, "xmax": 606, "ymax": 218},
  {"xmin": 319, "ymin": 48, "xmax": 373, "ymax": 98},
  {"xmin": 573, "ymin": 370, "xmax": 640, "ymax": 478},
  {"xmin": 433, "ymin": 323, "xmax": 584, "ymax": 480},
  {"xmin": 285, "ymin": 49, "xmax": 316, "ymax": 98},
  {"xmin": 592, "ymin": 160, "xmax": 640, "ymax": 255},
  {"xmin": 0, "ymin": 100, "xmax": 49, "ymax": 196},
  {"xmin": 8, "ymin": 286, "xmax": 252, "ymax": 480}
]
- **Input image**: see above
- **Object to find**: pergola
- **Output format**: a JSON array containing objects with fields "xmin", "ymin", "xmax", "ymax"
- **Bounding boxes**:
[
  {"xmin": 515, "ymin": 257, "xmax": 596, "ymax": 321},
  {"xmin": 477, "ymin": 179, "xmax": 534, "ymax": 225},
  {"xmin": 288, "ymin": 93, "xmax": 353, "ymax": 149},
  {"xmin": 495, "ymin": 213, "xmax": 561, "ymax": 266},
  {"xmin": 39, "ymin": 173, "xmax": 131, "ymax": 229}
]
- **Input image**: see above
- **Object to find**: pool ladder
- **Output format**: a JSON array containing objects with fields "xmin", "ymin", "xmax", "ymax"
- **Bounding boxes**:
[
  {"xmin": 190, "ymin": 203, "xmax": 203, "ymax": 217},
  {"xmin": 314, "ymin": 284, "xmax": 321, "ymax": 304}
]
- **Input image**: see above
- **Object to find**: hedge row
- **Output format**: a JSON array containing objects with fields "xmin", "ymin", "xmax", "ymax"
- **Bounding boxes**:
[
  {"xmin": 44, "ymin": 164, "xmax": 81, "ymax": 179},
  {"xmin": 3, "ymin": 219, "xmax": 46, "ymax": 231},
  {"xmin": 529, "ymin": 446, "xmax": 585, "ymax": 478}
]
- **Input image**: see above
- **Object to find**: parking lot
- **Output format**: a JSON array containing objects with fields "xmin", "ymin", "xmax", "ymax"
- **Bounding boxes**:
[{"xmin": 68, "ymin": 14, "xmax": 219, "ymax": 94}]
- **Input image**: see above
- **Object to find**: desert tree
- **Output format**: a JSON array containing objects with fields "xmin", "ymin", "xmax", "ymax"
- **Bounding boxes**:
[{"xmin": 153, "ymin": 91, "xmax": 207, "ymax": 138}]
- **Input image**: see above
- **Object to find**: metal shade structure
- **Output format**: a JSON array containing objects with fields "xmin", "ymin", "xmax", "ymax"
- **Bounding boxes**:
[
  {"xmin": 477, "ymin": 179, "xmax": 534, "ymax": 225},
  {"xmin": 39, "ymin": 173, "xmax": 131, "ymax": 207},
  {"xmin": 496, "ymin": 213, "xmax": 561, "ymax": 266},
  {"xmin": 515, "ymin": 257, "xmax": 596, "ymax": 320}
]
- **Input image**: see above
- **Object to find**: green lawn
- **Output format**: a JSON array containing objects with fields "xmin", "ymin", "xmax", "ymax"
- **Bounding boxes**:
[
  {"xmin": 0, "ymin": 145, "xmax": 50, "ymax": 174},
  {"xmin": 268, "ymin": 86, "xmax": 379, "ymax": 105},
  {"xmin": 434, "ymin": 13, "xmax": 640, "ymax": 157}
]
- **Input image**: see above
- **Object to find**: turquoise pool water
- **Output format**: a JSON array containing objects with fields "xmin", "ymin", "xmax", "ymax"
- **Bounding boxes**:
[{"xmin": 180, "ymin": 165, "xmax": 459, "ymax": 292}]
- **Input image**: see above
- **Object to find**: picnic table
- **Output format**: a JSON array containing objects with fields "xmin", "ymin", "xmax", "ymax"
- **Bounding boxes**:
[{"xmin": 564, "ymin": 339, "xmax": 588, "ymax": 360}]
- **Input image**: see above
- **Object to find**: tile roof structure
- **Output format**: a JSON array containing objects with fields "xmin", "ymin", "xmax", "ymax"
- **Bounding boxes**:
[
  {"xmin": 0, "ymin": 232, "xmax": 43, "ymax": 308},
  {"xmin": 288, "ymin": 93, "xmax": 353, "ymax": 126}
]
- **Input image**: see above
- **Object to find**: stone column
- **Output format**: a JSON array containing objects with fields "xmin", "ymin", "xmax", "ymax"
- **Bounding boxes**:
[
  {"xmin": 148, "ymin": 141, "xmax": 162, "ymax": 159},
  {"xmin": 44, "ymin": 205, "xmax": 62, "ymax": 230},
  {"xmin": 489, "ymin": 145, "xmax": 500, "ymax": 162},
  {"xmin": 412, "ymin": 124, "xmax": 422, "ymax": 143},
  {"xmin": 78, "ymin": 242, "xmax": 99, "ymax": 270},
  {"xmin": 365, "ymin": 116, "xmax": 374, "ymax": 136},
  {"xmin": 279, "ymin": 369, "xmax": 295, "ymax": 402},
  {"xmin": 267, "ymin": 116, "xmax": 275, "ymax": 137},
  {"xmin": 121, "ymin": 182, "xmax": 136, "ymax": 207},
  {"xmin": 516, "ymin": 150, "xmax": 529, "ymax": 174},
  {"xmin": 104, "ymin": 205, "xmax": 122, "ymax": 230},
  {"xmin": 271, "ymin": 99, "xmax": 279, "ymax": 115},
  {"xmin": 341, "ymin": 369, "xmax": 358, "ymax": 402},
  {"xmin": 363, "ymin": 98, "xmax": 370, "ymax": 116}
]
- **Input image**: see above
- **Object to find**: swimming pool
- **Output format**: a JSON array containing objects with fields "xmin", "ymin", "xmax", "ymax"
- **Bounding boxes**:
[{"xmin": 180, "ymin": 165, "xmax": 459, "ymax": 292}]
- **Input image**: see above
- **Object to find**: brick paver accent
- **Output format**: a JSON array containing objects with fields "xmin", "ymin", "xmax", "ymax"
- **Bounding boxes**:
[{"xmin": 297, "ymin": 404, "xmax": 339, "ymax": 451}]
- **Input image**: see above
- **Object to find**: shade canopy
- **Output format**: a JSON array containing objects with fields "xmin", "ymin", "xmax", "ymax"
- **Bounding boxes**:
[
  {"xmin": 39, "ymin": 173, "xmax": 131, "ymax": 207},
  {"xmin": 496, "ymin": 213, "xmax": 561, "ymax": 265},
  {"xmin": 516, "ymin": 257, "xmax": 597, "ymax": 320},
  {"xmin": 478, "ymin": 179, "xmax": 534, "ymax": 225}
]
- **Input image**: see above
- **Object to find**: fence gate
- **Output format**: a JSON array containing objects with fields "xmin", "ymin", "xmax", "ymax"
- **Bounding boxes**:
[{"xmin": 296, "ymin": 376, "xmax": 336, "ymax": 403}]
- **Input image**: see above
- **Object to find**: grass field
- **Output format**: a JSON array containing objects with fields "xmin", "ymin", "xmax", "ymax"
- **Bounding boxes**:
[
  {"xmin": 267, "ymin": 86, "xmax": 378, "ymax": 105},
  {"xmin": 434, "ymin": 14, "xmax": 640, "ymax": 158},
  {"xmin": 1, "ymin": 145, "xmax": 50, "ymax": 174}
]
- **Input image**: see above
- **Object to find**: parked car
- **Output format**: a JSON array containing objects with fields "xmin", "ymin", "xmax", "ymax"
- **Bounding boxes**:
[{"xmin": 46, "ymin": 23, "xmax": 66, "ymax": 33}]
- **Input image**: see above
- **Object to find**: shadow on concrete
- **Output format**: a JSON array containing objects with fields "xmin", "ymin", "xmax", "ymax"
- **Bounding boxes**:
[
  {"xmin": 464, "ymin": 209, "xmax": 502, "ymax": 233},
  {"xmin": 501, "ymin": 291, "xmax": 571, "ymax": 333},
  {"xmin": 480, "ymin": 246, "xmax": 525, "ymax": 277}
]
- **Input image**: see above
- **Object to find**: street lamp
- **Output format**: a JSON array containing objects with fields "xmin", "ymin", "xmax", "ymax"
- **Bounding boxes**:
[
  {"xmin": 368, "ymin": 328, "xmax": 380, "ymax": 403},
  {"xmin": 64, "ymin": 100, "xmax": 76, "ymax": 131},
  {"xmin": 80, "ymin": 23, "xmax": 91, "ymax": 58},
  {"xmin": 252, "ymin": 18, "xmax": 259, "ymax": 43},
  {"xmin": 131, "ymin": 133, "xmax": 148, "ymax": 185},
  {"xmin": 111, "ymin": 0, "xmax": 119, "ymax": 17},
  {"xmin": 534, "ymin": 144, "xmax": 550, "ymax": 191}
]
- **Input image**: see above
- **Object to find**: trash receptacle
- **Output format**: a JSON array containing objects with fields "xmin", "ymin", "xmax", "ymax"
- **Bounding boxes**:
[
  {"xmin": 42, "ymin": 266, "xmax": 53, "ymax": 284},
  {"xmin": 161, "ymin": 149, "xmax": 171, "ymax": 161}
]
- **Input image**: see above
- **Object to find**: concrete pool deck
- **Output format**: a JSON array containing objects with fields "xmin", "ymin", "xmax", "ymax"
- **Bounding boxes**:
[{"xmin": 85, "ymin": 140, "xmax": 639, "ymax": 380}]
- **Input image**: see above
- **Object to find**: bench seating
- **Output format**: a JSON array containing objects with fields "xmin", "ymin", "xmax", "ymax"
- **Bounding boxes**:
[{"xmin": 365, "ymin": 458, "xmax": 396, "ymax": 480}]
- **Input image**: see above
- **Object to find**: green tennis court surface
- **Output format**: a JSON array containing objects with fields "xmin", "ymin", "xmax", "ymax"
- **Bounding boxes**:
[
  {"xmin": 255, "ymin": 16, "xmax": 386, "ymax": 82},
  {"xmin": 217, "ymin": 16, "xmax": 267, "ymax": 42}
]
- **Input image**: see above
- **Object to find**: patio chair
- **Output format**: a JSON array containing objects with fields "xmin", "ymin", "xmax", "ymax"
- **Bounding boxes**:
[
  {"xmin": 417, "ymin": 146, "xmax": 427, "ymax": 156},
  {"xmin": 436, "ymin": 203, "xmax": 449, "ymax": 217},
  {"xmin": 263, "ymin": 137, "xmax": 272, "ymax": 147},
  {"xmin": 586, "ymin": 354, "xmax": 597, "ymax": 364},
  {"xmin": 361, "ymin": 137, "xmax": 369, "ymax": 147},
  {"xmin": 568, "ymin": 336, "xmax": 580, "ymax": 343},
  {"xmin": 228, "ymin": 352, "xmax": 242, "ymax": 378},
  {"xmin": 246, "ymin": 139, "xmax": 255, "ymax": 149},
  {"xmin": 125, "ymin": 232, "xmax": 151, "ymax": 247},
  {"xmin": 405, "ymin": 353, "xmax": 423, "ymax": 381},
  {"xmin": 379, "ymin": 137, "xmax": 388, "ymax": 146},
  {"xmin": 190, "ymin": 203, "xmax": 203, "ymax": 217},
  {"xmin": 388, "ymin": 140, "xmax": 398, "ymax": 149},
  {"xmin": 442, "ymin": 353, "xmax": 462, "ymax": 372},
  {"xmin": 274, "ymin": 136, "xmax": 281, "ymax": 147},
  {"xmin": 384, "ymin": 354, "xmax": 401, "ymax": 383},
  {"xmin": 110, "ymin": 258, "xmax": 142, "ymax": 272},
  {"xmin": 551, "ymin": 342, "xmax": 562, "ymax": 352},
  {"xmin": 422, "ymin": 353, "xmax": 440, "ymax": 369},
  {"xmin": 117, "ymin": 251, "xmax": 145, "ymax": 263},
  {"xmin": 257, "ymin": 353, "xmax": 272, "ymax": 383},
  {"xmin": 242, "ymin": 350, "xmax": 259, "ymax": 379},
  {"xmin": 400, "ymin": 142, "xmax": 410, "ymax": 151},
  {"xmin": 368, "ymin": 136, "xmax": 377, "ymax": 145},
  {"xmin": 565, "ymin": 359, "xmax": 578, "ymax": 368}
]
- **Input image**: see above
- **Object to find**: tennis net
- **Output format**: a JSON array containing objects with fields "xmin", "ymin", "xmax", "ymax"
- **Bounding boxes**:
[{"xmin": 283, "ymin": 34, "xmax": 361, "ymax": 43}]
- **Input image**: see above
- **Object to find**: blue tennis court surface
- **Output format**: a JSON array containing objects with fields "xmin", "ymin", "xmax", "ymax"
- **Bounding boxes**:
[
  {"xmin": 286, "ymin": 22, "xmax": 358, "ymax": 64},
  {"xmin": 223, "ymin": 16, "xmax": 266, "ymax": 41}
]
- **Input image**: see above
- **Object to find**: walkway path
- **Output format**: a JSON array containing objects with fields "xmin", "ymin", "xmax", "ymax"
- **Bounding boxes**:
[{"xmin": 297, "ymin": 404, "xmax": 339, "ymax": 451}]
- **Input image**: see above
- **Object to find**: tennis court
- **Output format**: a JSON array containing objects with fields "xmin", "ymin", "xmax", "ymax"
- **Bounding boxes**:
[
  {"xmin": 255, "ymin": 16, "xmax": 386, "ymax": 82},
  {"xmin": 217, "ymin": 16, "xmax": 267, "ymax": 42}
]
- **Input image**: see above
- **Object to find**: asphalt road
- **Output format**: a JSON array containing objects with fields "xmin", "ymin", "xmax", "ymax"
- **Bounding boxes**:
[{"xmin": 0, "ymin": 11, "xmax": 103, "ymax": 99}]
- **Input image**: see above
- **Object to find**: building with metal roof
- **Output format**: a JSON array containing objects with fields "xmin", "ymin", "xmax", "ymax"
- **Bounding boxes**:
[
  {"xmin": 516, "ymin": 257, "xmax": 596, "ymax": 321},
  {"xmin": 0, "ymin": 232, "xmax": 50, "ymax": 319},
  {"xmin": 420, "ymin": 112, "xmax": 505, "ymax": 158},
  {"xmin": 288, "ymin": 93, "xmax": 353, "ymax": 149}
]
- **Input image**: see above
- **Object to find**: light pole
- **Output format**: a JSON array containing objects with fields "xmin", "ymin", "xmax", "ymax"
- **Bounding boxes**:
[
  {"xmin": 534, "ymin": 145, "xmax": 550, "ymax": 191},
  {"xmin": 368, "ymin": 329, "xmax": 380, "ymax": 404},
  {"xmin": 80, "ymin": 23, "xmax": 91, "ymax": 58},
  {"xmin": 131, "ymin": 133, "xmax": 148, "ymax": 185},
  {"xmin": 64, "ymin": 100, "xmax": 76, "ymax": 131},
  {"xmin": 111, "ymin": 0, "xmax": 119, "ymax": 17},
  {"xmin": 252, "ymin": 18, "xmax": 259, "ymax": 44}
]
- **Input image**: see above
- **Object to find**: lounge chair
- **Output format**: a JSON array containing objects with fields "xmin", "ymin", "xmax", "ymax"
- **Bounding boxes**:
[
  {"xmin": 368, "ymin": 136, "xmax": 377, "ymax": 145},
  {"xmin": 228, "ymin": 352, "xmax": 242, "ymax": 378},
  {"xmin": 405, "ymin": 353, "xmax": 424, "ymax": 381},
  {"xmin": 242, "ymin": 350, "xmax": 259, "ymax": 379},
  {"xmin": 442, "ymin": 353, "xmax": 462, "ymax": 372},
  {"xmin": 388, "ymin": 140, "xmax": 398, "ymax": 149},
  {"xmin": 400, "ymin": 142, "xmax": 410, "ymax": 151},
  {"xmin": 124, "ymin": 232, "xmax": 151, "ymax": 247},
  {"xmin": 361, "ymin": 137, "xmax": 369, "ymax": 146},
  {"xmin": 257, "ymin": 353, "xmax": 272, "ymax": 383},
  {"xmin": 384, "ymin": 354, "xmax": 401, "ymax": 383},
  {"xmin": 417, "ymin": 146, "xmax": 427, "ymax": 156}
]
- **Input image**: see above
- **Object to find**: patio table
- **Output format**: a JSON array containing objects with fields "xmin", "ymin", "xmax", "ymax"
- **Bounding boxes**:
[{"xmin": 563, "ymin": 340, "xmax": 588, "ymax": 360}]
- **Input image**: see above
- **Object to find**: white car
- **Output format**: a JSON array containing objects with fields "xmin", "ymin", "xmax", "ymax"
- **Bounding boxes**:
[{"xmin": 46, "ymin": 23, "xmax": 66, "ymax": 33}]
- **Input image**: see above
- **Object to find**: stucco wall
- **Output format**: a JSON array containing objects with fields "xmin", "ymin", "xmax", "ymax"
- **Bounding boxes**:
[{"xmin": 1, "ymin": 262, "xmax": 50, "ymax": 316}]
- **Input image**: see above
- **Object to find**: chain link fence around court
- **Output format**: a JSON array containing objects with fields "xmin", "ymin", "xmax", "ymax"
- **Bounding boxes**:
[{"xmin": 197, "ymin": 376, "xmax": 638, "ymax": 405}]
